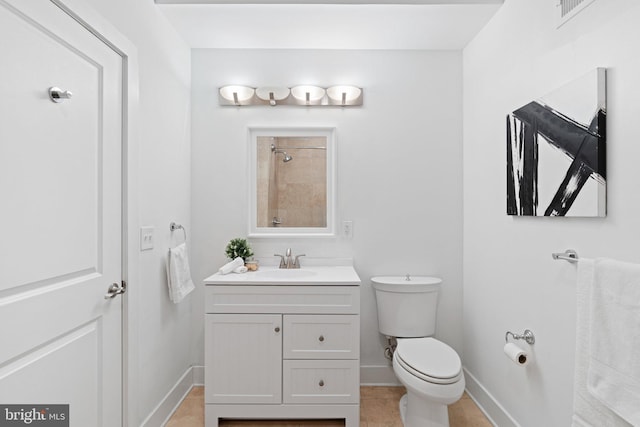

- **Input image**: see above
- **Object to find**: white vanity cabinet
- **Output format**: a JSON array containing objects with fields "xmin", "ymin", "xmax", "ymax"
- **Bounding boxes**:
[
  {"xmin": 206, "ymin": 313, "xmax": 283, "ymax": 404},
  {"xmin": 204, "ymin": 267, "xmax": 361, "ymax": 427}
]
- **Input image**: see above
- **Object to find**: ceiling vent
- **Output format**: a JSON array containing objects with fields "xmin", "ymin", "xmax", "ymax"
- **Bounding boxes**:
[{"xmin": 557, "ymin": 0, "xmax": 597, "ymax": 27}]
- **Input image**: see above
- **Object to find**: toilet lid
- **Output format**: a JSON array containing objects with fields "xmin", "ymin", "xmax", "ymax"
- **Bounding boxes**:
[{"xmin": 396, "ymin": 338, "xmax": 462, "ymax": 384}]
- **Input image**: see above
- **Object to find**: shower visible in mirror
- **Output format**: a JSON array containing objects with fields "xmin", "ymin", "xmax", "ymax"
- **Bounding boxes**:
[
  {"xmin": 259, "ymin": 136, "xmax": 326, "ymax": 228},
  {"xmin": 271, "ymin": 143, "xmax": 294, "ymax": 163},
  {"xmin": 249, "ymin": 127, "xmax": 336, "ymax": 237}
]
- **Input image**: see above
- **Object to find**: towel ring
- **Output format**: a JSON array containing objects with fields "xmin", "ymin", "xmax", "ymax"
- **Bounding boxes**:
[{"xmin": 170, "ymin": 222, "xmax": 187, "ymax": 243}]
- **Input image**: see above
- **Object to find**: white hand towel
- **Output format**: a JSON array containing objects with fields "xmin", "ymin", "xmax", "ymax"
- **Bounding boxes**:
[
  {"xmin": 218, "ymin": 257, "xmax": 244, "ymax": 275},
  {"xmin": 587, "ymin": 258, "xmax": 640, "ymax": 425},
  {"xmin": 166, "ymin": 243, "xmax": 195, "ymax": 304},
  {"xmin": 233, "ymin": 266, "xmax": 248, "ymax": 274},
  {"xmin": 572, "ymin": 259, "xmax": 630, "ymax": 427}
]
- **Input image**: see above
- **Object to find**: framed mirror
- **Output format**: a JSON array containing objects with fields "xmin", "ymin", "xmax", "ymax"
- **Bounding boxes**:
[{"xmin": 248, "ymin": 127, "xmax": 336, "ymax": 237}]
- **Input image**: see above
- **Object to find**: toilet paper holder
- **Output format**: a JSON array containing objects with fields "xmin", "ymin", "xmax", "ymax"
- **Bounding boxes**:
[{"xmin": 505, "ymin": 329, "xmax": 535, "ymax": 345}]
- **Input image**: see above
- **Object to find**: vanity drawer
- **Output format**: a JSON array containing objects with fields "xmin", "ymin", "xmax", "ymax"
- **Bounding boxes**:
[
  {"xmin": 283, "ymin": 315, "xmax": 359, "ymax": 360},
  {"xmin": 205, "ymin": 286, "xmax": 360, "ymax": 314},
  {"xmin": 282, "ymin": 360, "xmax": 359, "ymax": 404}
]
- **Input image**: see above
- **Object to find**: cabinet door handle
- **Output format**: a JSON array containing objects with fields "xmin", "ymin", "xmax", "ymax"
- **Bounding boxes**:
[
  {"xmin": 275, "ymin": 326, "xmax": 280, "ymax": 333},
  {"xmin": 318, "ymin": 335, "xmax": 325, "ymax": 342},
  {"xmin": 319, "ymin": 380, "xmax": 325, "ymax": 387}
]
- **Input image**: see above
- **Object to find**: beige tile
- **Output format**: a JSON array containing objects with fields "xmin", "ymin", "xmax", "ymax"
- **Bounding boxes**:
[
  {"xmin": 165, "ymin": 387, "xmax": 204, "ymax": 427},
  {"xmin": 361, "ymin": 398, "xmax": 401, "ymax": 423},
  {"xmin": 448, "ymin": 392, "xmax": 493, "ymax": 427},
  {"xmin": 167, "ymin": 386, "xmax": 493, "ymax": 427},
  {"xmin": 189, "ymin": 387, "xmax": 205, "ymax": 398},
  {"xmin": 360, "ymin": 386, "xmax": 404, "ymax": 400}
]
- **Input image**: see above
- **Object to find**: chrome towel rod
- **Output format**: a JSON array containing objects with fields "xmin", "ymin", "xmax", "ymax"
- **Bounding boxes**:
[
  {"xmin": 552, "ymin": 249, "xmax": 579, "ymax": 262},
  {"xmin": 170, "ymin": 222, "xmax": 187, "ymax": 242},
  {"xmin": 272, "ymin": 146, "xmax": 326, "ymax": 150}
]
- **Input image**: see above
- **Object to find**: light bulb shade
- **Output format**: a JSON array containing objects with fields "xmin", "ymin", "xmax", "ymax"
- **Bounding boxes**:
[
  {"xmin": 291, "ymin": 85, "xmax": 326, "ymax": 104},
  {"xmin": 327, "ymin": 85, "xmax": 363, "ymax": 105},
  {"xmin": 219, "ymin": 85, "xmax": 255, "ymax": 105},
  {"xmin": 256, "ymin": 87, "xmax": 290, "ymax": 102}
]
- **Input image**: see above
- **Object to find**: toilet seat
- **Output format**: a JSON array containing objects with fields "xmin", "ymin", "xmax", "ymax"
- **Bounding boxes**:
[{"xmin": 395, "ymin": 338, "xmax": 462, "ymax": 385}]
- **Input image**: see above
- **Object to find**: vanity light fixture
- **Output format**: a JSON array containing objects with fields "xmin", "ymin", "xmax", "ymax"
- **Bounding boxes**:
[
  {"xmin": 218, "ymin": 85, "xmax": 363, "ymax": 107},
  {"xmin": 219, "ymin": 85, "xmax": 255, "ymax": 106}
]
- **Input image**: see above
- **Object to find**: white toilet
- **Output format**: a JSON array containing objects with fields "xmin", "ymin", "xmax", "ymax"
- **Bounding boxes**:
[{"xmin": 371, "ymin": 275, "xmax": 465, "ymax": 427}]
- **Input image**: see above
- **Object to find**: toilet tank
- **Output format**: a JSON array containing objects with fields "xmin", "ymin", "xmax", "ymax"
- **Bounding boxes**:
[{"xmin": 371, "ymin": 276, "xmax": 442, "ymax": 338}]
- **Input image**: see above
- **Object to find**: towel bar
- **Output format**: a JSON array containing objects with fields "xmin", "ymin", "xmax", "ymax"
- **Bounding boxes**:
[{"xmin": 552, "ymin": 249, "xmax": 578, "ymax": 263}]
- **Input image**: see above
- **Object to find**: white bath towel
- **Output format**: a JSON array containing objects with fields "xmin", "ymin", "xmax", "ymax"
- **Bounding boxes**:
[
  {"xmin": 166, "ymin": 243, "xmax": 195, "ymax": 303},
  {"xmin": 587, "ymin": 258, "xmax": 640, "ymax": 425},
  {"xmin": 218, "ymin": 257, "xmax": 244, "ymax": 275},
  {"xmin": 572, "ymin": 259, "xmax": 630, "ymax": 427}
]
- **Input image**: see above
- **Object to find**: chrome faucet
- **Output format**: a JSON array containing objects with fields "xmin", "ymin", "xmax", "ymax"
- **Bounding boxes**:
[
  {"xmin": 285, "ymin": 248, "xmax": 293, "ymax": 268},
  {"xmin": 293, "ymin": 253, "xmax": 306, "ymax": 268},
  {"xmin": 274, "ymin": 248, "xmax": 306, "ymax": 269}
]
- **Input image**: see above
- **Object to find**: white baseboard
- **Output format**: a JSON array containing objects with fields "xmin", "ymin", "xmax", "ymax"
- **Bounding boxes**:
[
  {"xmin": 192, "ymin": 365, "xmax": 204, "ymax": 385},
  {"xmin": 141, "ymin": 367, "xmax": 197, "ymax": 427},
  {"xmin": 463, "ymin": 367, "xmax": 520, "ymax": 427},
  {"xmin": 360, "ymin": 364, "xmax": 401, "ymax": 386}
]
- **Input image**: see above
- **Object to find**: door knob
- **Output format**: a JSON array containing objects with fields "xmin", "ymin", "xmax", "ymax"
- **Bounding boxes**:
[{"xmin": 104, "ymin": 282, "xmax": 126, "ymax": 299}]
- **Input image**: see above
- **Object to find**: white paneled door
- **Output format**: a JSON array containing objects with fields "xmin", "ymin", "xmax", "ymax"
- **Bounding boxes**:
[{"xmin": 0, "ymin": 0, "xmax": 123, "ymax": 426}]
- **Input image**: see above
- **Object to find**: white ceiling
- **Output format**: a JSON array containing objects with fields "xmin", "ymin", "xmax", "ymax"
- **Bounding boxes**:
[{"xmin": 156, "ymin": 1, "xmax": 504, "ymax": 50}]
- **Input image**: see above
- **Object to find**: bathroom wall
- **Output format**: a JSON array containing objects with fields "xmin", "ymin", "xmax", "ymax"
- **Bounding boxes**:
[
  {"xmin": 79, "ymin": 0, "xmax": 192, "ymax": 425},
  {"xmin": 463, "ymin": 0, "xmax": 640, "ymax": 425},
  {"xmin": 190, "ymin": 49, "xmax": 464, "ymax": 380}
]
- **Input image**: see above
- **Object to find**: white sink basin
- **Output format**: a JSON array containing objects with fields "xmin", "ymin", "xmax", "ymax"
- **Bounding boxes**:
[{"xmin": 255, "ymin": 269, "xmax": 318, "ymax": 280}]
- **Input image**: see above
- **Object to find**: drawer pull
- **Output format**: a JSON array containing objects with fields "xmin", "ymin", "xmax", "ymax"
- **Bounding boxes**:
[
  {"xmin": 275, "ymin": 327, "xmax": 280, "ymax": 333},
  {"xmin": 318, "ymin": 335, "xmax": 325, "ymax": 342},
  {"xmin": 319, "ymin": 380, "xmax": 325, "ymax": 387}
]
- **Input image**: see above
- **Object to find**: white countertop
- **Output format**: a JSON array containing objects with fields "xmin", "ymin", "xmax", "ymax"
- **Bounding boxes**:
[{"xmin": 204, "ymin": 264, "xmax": 361, "ymax": 286}]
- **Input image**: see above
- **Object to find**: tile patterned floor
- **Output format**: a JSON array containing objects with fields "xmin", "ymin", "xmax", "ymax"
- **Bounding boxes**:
[{"xmin": 166, "ymin": 386, "xmax": 493, "ymax": 427}]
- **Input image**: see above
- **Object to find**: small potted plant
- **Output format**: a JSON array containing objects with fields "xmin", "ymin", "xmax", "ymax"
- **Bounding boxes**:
[{"xmin": 224, "ymin": 238, "xmax": 254, "ymax": 262}]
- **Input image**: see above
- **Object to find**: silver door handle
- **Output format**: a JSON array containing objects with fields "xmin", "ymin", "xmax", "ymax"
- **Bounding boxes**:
[
  {"xmin": 49, "ymin": 87, "xmax": 73, "ymax": 103},
  {"xmin": 105, "ymin": 281, "xmax": 126, "ymax": 299}
]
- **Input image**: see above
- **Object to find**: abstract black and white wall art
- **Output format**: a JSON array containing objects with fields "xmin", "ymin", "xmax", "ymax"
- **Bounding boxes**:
[{"xmin": 507, "ymin": 68, "xmax": 606, "ymax": 216}]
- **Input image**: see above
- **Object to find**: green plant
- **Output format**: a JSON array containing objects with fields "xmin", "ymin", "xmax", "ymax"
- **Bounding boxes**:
[{"xmin": 225, "ymin": 238, "xmax": 254, "ymax": 261}]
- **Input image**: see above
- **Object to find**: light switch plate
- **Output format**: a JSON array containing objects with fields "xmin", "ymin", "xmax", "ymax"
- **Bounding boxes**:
[
  {"xmin": 343, "ymin": 220, "xmax": 353, "ymax": 239},
  {"xmin": 140, "ymin": 226, "xmax": 154, "ymax": 251}
]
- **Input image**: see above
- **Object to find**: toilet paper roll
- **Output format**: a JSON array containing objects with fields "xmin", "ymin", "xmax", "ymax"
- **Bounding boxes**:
[{"xmin": 504, "ymin": 342, "xmax": 529, "ymax": 366}]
